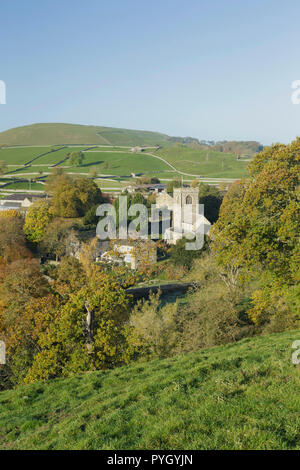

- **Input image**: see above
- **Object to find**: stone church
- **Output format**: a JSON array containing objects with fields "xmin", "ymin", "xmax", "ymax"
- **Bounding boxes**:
[{"xmin": 155, "ymin": 186, "xmax": 211, "ymax": 244}]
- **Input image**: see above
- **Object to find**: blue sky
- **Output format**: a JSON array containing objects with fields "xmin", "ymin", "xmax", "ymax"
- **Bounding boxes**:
[{"xmin": 0, "ymin": 0, "xmax": 300, "ymax": 144}]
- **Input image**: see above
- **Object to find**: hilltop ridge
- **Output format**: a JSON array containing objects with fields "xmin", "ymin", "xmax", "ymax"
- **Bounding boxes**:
[{"xmin": 0, "ymin": 123, "xmax": 262, "ymax": 155}]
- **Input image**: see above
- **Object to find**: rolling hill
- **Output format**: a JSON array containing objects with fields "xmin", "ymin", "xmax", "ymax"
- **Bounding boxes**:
[
  {"xmin": 0, "ymin": 123, "xmax": 172, "ymax": 147},
  {"xmin": 0, "ymin": 124, "xmax": 263, "ymax": 190},
  {"xmin": 0, "ymin": 123, "xmax": 263, "ymax": 154},
  {"xmin": 0, "ymin": 330, "xmax": 299, "ymax": 450}
]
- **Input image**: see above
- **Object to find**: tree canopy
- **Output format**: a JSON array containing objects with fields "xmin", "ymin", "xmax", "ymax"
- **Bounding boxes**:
[
  {"xmin": 211, "ymin": 138, "xmax": 300, "ymax": 325},
  {"xmin": 46, "ymin": 174, "xmax": 103, "ymax": 218}
]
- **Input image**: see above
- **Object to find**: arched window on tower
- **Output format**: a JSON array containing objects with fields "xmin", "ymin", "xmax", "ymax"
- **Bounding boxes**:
[{"xmin": 186, "ymin": 195, "xmax": 192, "ymax": 204}]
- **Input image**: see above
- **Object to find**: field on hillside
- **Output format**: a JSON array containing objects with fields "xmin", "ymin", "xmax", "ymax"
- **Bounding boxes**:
[
  {"xmin": 0, "ymin": 144, "xmax": 249, "ymax": 185},
  {"xmin": 2, "ymin": 181, "xmax": 45, "ymax": 191},
  {"xmin": 61, "ymin": 151, "xmax": 171, "ymax": 176},
  {"xmin": 0, "ymin": 124, "xmax": 253, "ymax": 193},
  {"xmin": 154, "ymin": 145, "xmax": 249, "ymax": 178},
  {"xmin": 1, "ymin": 330, "xmax": 299, "ymax": 450},
  {"xmin": 0, "ymin": 146, "xmax": 58, "ymax": 165},
  {"xmin": 0, "ymin": 123, "xmax": 171, "ymax": 147}
]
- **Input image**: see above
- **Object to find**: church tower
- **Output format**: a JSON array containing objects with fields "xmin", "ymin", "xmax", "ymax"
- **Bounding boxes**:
[{"xmin": 173, "ymin": 186, "xmax": 199, "ymax": 230}]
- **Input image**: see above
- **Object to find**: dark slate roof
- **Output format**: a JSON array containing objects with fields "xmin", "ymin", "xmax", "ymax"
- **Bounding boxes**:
[
  {"xmin": 0, "ymin": 193, "xmax": 47, "ymax": 202},
  {"xmin": 135, "ymin": 184, "xmax": 167, "ymax": 190}
]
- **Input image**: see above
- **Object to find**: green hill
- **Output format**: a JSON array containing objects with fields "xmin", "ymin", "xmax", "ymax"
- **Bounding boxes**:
[
  {"xmin": 0, "ymin": 123, "xmax": 171, "ymax": 147},
  {"xmin": 154, "ymin": 144, "xmax": 250, "ymax": 178},
  {"xmin": 1, "ymin": 330, "xmax": 299, "ymax": 450}
]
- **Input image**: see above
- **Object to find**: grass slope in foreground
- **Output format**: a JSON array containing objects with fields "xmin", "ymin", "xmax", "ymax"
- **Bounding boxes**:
[{"xmin": 1, "ymin": 330, "xmax": 300, "ymax": 450}]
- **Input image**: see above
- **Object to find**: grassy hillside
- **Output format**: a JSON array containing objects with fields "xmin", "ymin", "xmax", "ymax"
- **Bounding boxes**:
[
  {"xmin": 61, "ymin": 151, "xmax": 171, "ymax": 176},
  {"xmin": 1, "ymin": 330, "xmax": 299, "ymax": 450},
  {"xmin": 0, "ymin": 123, "xmax": 171, "ymax": 147},
  {"xmin": 0, "ymin": 124, "xmax": 260, "ymax": 187},
  {"xmin": 154, "ymin": 144, "xmax": 250, "ymax": 178},
  {"xmin": 0, "ymin": 146, "xmax": 59, "ymax": 165}
]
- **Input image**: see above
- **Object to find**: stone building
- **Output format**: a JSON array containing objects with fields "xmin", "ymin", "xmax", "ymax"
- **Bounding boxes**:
[
  {"xmin": 156, "ymin": 186, "xmax": 211, "ymax": 244},
  {"xmin": 0, "ymin": 193, "xmax": 47, "ymax": 213},
  {"xmin": 100, "ymin": 239, "xmax": 157, "ymax": 270}
]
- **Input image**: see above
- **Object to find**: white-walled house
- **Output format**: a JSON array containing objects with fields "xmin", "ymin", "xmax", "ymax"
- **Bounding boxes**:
[{"xmin": 0, "ymin": 193, "xmax": 47, "ymax": 212}]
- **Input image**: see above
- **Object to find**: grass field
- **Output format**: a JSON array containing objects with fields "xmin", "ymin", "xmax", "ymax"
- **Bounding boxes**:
[
  {"xmin": 1, "ymin": 181, "xmax": 45, "ymax": 191},
  {"xmin": 0, "ymin": 124, "xmax": 253, "ymax": 184},
  {"xmin": 0, "ymin": 330, "xmax": 299, "ymax": 450},
  {"xmin": 0, "ymin": 123, "xmax": 171, "ymax": 147},
  {"xmin": 62, "ymin": 151, "xmax": 171, "ymax": 176},
  {"xmin": 1, "ymin": 146, "xmax": 249, "ymax": 182},
  {"xmin": 154, "ymin": 145, "xmax": 250, "ymax": 178},
  {"xmin": 0, "ymin": 147, "xmax": 56, "ymax": 165}
]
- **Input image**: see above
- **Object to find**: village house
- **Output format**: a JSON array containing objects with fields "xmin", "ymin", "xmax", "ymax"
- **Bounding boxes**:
[
  {"xmin": 100, "ymin": 239, "xmax": 157, "ymax": 270},
  {"xmin": 126, "ymin": 183, "xmax": 166, "ymax": 194},
  {"xmin": 66, "ymin": 230, "xmax": 157, "ymax": 271},
  {"xmin": 0, "ymin": 193, "xmax": 48, "ymax": 213}
]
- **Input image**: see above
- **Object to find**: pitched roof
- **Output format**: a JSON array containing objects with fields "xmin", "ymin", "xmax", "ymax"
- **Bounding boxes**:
[{"xmin": 0, "ymin": 193, "xmax": 46, "ymax": 202}]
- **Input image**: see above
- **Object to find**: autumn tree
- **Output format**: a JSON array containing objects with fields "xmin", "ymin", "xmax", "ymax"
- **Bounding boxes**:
[
  {"xmin": 25, "ymin": 273, "xmax": 134, "ymax": 383},
  {"xmin": 0, "ymin": 210, "xmax": 22, "ymax": 220},
  {"xmin": 46, "ymin": 174, "xmax": 103, "ymax": 218},
  {"xmin": 1, "ymin": 294, "xmax": 58, "ymax": 386},
  {"xmin": 24, "ymin": 200, "xmax": 53, "ymax": 243},
  {"xmin": 211, "ymin": 139, "xmax": 300, "ymax": 327},
  {"xmin": 40, "ymin": 219, "xmax": 75, "ymax": 261},
  {"xmin": 190, "ymin": 178, "xmax": 199, "ymax": 188},
  {"xmin": 167, "ymin": 178, "xmax": 181, "ymax": 193},
  {"xmin": 128, "ymin": 291, "xmax": 179, "ymax": 359},
  {"xmin": 54, "ymin": 256, "xmax": 87, "ymax": 296},
  {"xmin": 0, "ymin": 216, "xmax": 30, "ymax": 265}
]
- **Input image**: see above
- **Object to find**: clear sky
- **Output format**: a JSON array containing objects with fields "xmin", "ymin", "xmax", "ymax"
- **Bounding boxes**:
[{"xmin": 0, "ymin": 0, "xmax": 300, "ymax": 144}]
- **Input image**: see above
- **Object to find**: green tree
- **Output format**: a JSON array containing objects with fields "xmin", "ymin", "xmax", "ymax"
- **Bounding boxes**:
[
  {"xmin": 0, "ymin": 160, "xmax": 7, "ymax": 175},
  {"xmin": 198, "ymin": 183, "xmax": 223, "ymax": 223},
  {"xmin": 68, "ymin": 151, "xmax": 84, "ymax": 166},
  {"xmin": 138, "ymin": 175, "xmax": 151, "ymax": 185},
  {"xmin": 25, "ymin": 274, "xmax": 134, "ymax": 383},
  {"xmin": 83, "ymin": 204, "xmax": 99, "ymax": 226},
  {"xmin": 211, "ymin": 139, "xmax": 300, "ymax": 327},
  {"xmin": 128, "ymin": 291, "xmax": 179, "ymax": 359},
  {"xmin": 170, "ymin": 237, "xmax": 203, "ymax": 269},
  {"xmin": 150, "ymin": 177, "xmax": 160, "ymax": 184},
  {"xmin": 89, "ymin": 167, "xmax": 98, "ymax": 178}
]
